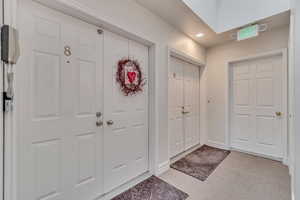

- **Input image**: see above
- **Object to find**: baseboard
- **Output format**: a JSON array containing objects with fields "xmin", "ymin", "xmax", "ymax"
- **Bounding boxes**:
[
  {"xmin": 283, "ymin": 156, "xmax": 289, "ymax": 166},
  {"xmin": 230, "ymin": 147, "xmax": 283, "ymax": 162},
  {"xmin": 289, "ymin": 160, "xmax": 295, "ymax": 177},
  {"xmin": 206, "ymin": 140, "xmax": 229, "ymax": 150},
  {"xmin": 156, "ymin": 160, "xmax": 170, "ymax": 176},
  {"xmin": 170, "ymin": 143, "xmax": 202, "ymax": 163}
]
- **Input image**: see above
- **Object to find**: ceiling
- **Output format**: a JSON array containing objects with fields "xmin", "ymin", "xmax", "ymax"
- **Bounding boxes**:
[{"xmin": 135, "ymin": 0, "xmax": 290, "ymax": 48}]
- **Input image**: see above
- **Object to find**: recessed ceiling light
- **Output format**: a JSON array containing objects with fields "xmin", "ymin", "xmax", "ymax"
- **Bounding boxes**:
[{"xmin": 196, "ymin": 33, "xmax": 204, "ymax": 38}]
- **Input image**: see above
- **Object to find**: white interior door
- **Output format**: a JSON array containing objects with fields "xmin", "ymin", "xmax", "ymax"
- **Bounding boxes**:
[
  {"xmin": 183, "ymin": 63, "xmax": 200, "ymax": 150},
  {"xmin": 17, "ymin": 1, "xmax": 103, "ymax": 199},
  {"xmin": 169, "ymin": 57, "xmax": 200, "ymax": 158},
  {"xmin": 103, "ymin": 31, "xmax": 149, "ymax": 193},
  {"xmin": 231, "ymin": 54, "xmax": 286, "ymax": 158},
  {"xmin": 169, "ymin": 57, "xmax": 185, "ymax": 157}
]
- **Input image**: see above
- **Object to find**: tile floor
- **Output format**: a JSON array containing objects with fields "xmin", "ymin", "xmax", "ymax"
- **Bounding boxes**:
[{"xmin": 160, "ymin": 151, "xmax": 291, "ymax": 200}]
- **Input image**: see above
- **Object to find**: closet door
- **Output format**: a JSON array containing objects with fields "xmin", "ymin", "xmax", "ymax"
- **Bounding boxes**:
[
  {"xmin": 103, "ymin": 31, "xmax": 149, "ymax": 193},
  {"xmin": 185, "ymin": 63, "xmax": 200, "ymax": 149},
  {"xmin": 191, "ymin": 63, "xmax": 200, "ymax": 147},
  {"xmin": 169, "ymin": 58, "xmax": 200, "ymax": 157},
  {"xmin": 183, "ymin": 63, "xmax": 200, "ymax": 150},
  {"xmin": 231, "ymin": 55, "xmax": 284, "ymax": 158},
  {"xmin": 169, "ymin": 57, "xmax": 185, "ymax": 157}
]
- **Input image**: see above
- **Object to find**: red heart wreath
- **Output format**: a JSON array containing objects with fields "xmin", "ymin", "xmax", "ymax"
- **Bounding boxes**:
[{"xmin": 116, "ymin": 58, "xmax": 146, "ymax": 96}]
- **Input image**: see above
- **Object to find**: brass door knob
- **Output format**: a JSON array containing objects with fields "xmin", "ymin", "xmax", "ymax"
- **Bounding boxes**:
[
  {"xmin": 107, "ymin": 120, "xmax": 114, "ymax": 126},
  {"xmin": 276, "ymin": 112, "xmax": 282, "ymax": 117}
]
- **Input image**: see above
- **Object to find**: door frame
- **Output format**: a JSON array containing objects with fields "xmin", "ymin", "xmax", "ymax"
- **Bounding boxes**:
[
  {"xmin": 167, "ymin": 47, "xmax": 205, "ymax": 161},
  {"xmin": 225, "ymin": 48, "xmax": 288, "ymax": 163},
  {"xmin": 3, "ymin": 0, "xmax": 18, "ymax": 200},
  {"xmin": 4, "ymin": 0, "xmax": 158, "ymax": 199},
  {"xmin": 0, "ymin": 1, "xmax": 4, "ymax": 200}
]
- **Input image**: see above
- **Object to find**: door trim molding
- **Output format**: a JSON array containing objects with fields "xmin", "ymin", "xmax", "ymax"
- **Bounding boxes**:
[
  {"xmin": 6, "ymin": 0, "xmax": 158, "ymax": 199},
  {"xmin": 166, "ymin": 47, "xmax": 205, "ymax": 162},
  {"xmin": 3, "ymin": 0, "xmax": 18, "ymax": 200},
  {"xmin": 156, "ymin": 161, "xmax": 170, "ymax": 176},
  {"xmin": 225, "ymin": 48, "xmax": 288, "ymax": 164},
  {"xmin": 0, "ymin": 1, "xmax": 4, "ymax": 200}
]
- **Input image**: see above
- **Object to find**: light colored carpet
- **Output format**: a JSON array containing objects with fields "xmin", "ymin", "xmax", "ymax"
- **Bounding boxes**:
[{"xmin": 160, "ymin": 151, "xmax": 291, "ymax": 200}]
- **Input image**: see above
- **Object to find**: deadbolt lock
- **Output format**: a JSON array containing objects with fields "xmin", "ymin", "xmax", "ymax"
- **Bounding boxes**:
[
  {"xmin": 96, "ymin": 121, "xmax": 103, "ymax": 127},
  {"xmin": 96, "ymin": 112, "xmax": 102, "ymax": 118}
]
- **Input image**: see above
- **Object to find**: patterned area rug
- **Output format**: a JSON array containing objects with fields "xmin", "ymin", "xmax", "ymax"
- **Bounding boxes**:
[
  {"xmin": 171, "ymin": 145, "xmax": 231, "ymax": 181},
  {"xmin": 111, "ymin": 176, "xmax": 188, "ymax": 200}
]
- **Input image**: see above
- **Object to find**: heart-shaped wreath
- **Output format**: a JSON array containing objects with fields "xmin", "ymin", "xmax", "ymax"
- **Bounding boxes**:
[{"xmin": 116, "ymin": 58, "xmax": 146, "ymax": 96}]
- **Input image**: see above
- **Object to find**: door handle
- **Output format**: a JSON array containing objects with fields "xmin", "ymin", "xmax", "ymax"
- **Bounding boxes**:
[
  {"xmin": 182, "ymin": 111, "xmax": 190, "ymax": 114},
  {"xmin": 107, "ymin": 120, "xmax": 114, "ymax": 126},
  {"xmin": 275, "ymin": 112, "xmax": 282, "ymax": 117}
]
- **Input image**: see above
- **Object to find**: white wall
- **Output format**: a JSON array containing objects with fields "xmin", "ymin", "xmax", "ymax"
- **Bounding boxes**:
[
  {"xmin": 68, "ymin": 0, "xmax": 206, "ymax": 168},
  {"xmin": 182, "ymin": 0, "xmax": 218, "ymax": 30},
  {"xmin": 206, "ymin": 26, "xmax": 290, "ymax": 147},
  {"xmin": 217, "ymin": 0, "xmax": 290, "ymax": 32}
]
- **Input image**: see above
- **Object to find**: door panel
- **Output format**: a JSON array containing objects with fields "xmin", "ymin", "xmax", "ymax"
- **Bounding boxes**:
[
  {"xmin": 103, "ymin": 31, "xmax": 130, "ymax": 192},
  {"xmin": 184, "ymin": 63, "xmax": 194, "ymax": 150},
  {"xmin": 254, "ymin": 56, "xmax": 282, "ymax": 156},
  {"xmin": 192, "ymin": 65, "xmax": 201, "ymax": 147},
  {"xmin": 183, "ymin": 63, "xmax": 200, "ymax": 150},
  {"xmin": 71, "ymin": 20, "xmax": 104, "ymax": 200},
  {"xmin": 231, "ymin": 55, "xmax": 284, "ymax": 158},
  {"xmin": 169, "ymin": 57, "xmax": 184, "ymax": 157},
  {"xmin": 169, "ymin": 57, "xmax": 200, "ymax": 157},
  {"xmin": 128, "ymin": 40, "xmax": 149, "ymax": 177},
  {"xmin": 103, "ymin": 31, "xmax": 149, "ymax": 193},
  {"xmin": 231, "ymin": 61, "xmax": 254, "ymax": 150},
  {"xmin": 18, "ymin": 1, "xmax": 103, "ymax": 200}
]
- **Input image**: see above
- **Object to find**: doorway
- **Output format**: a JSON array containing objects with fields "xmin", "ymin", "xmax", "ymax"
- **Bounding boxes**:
[
  {"xmin": 14, "ymin": 0, "xmax": 151, "ymax": 199},
  {"xmin": 168, "ymin": 55, "xmax": 201, "ymax": 158},
  {"xmin": 228, "ymin": 50, "xmax": 288, "ymax": 160}
]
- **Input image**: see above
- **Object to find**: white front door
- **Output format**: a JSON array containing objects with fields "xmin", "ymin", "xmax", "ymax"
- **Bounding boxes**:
[
  {"xmin": 17, "ymin": 1, "xmax": 150, "ymax": 199},
  {"xmin": 231, "ymin": 54, "xmax": 286, "ymax": 158},
  {"xmin": 103, "ymin": 31, "xmax": 149, "ymax": 192},
  {"xmin": 17, "ymin": 1, "xmax": 104, "ymax": 199},
  {"xmin": 169, "ymin": 57, "xmax": 200, "ymax": 158}
]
